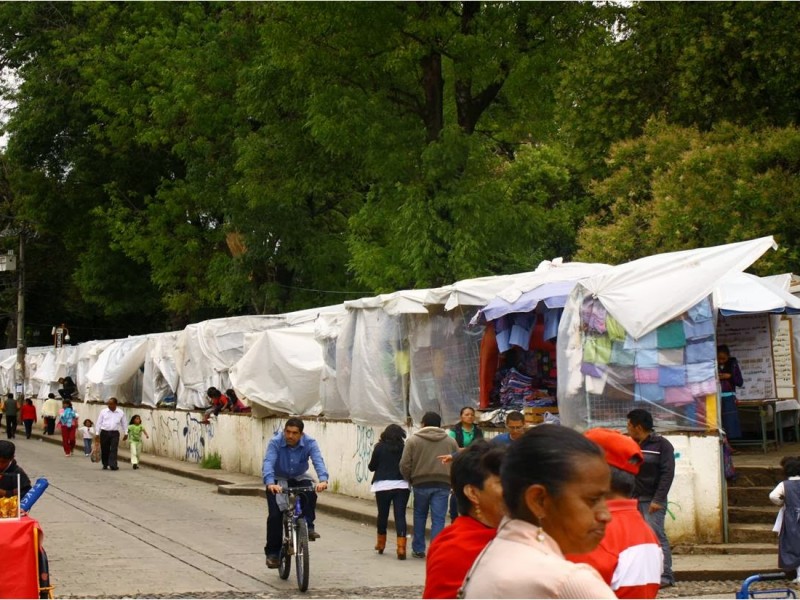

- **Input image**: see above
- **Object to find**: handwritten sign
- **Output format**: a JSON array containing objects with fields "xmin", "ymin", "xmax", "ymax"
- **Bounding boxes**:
[
  {"xmin": 717, "ymin": 313, "xmax": 775, "ymax": 400},
  {"xmin": 771, "ymin": 316, "xmax": 795, "ymax": 398}
]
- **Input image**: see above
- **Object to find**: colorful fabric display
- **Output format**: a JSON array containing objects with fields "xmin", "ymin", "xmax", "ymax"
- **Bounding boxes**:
[
  {"xmin": 605, "ymin": 383, "xmax": 634, "ymax": 402},
  {"xmin": 581, "ymin": 297, "xmax": 608, "ymax": 334},
  {"xmin": 499, "ymin": 368, "xmax": 534, "ymax": 408},
  {"xmin": 635, "ymin": 383, "xmax": 664, "ymax": 403},
  {"xmin": 658, "ymin": 348, "xmax": 684, "ymax": 366},
  {"xmin": 664, "ymin": 386, "xmax": 694, "ymax": 406},
  {"xmin": 509, "ymin": 313, "xmax": 536, "ymax": 349},
  {"xmin": 623, "ymin": 330, "xmax": 657, "ymax": 351},
  {"xmin": 635, "ymin": 348, "xmax": 659, "ymax": 368},
  {"xmin": 686, "ymin": 362, "xmax": 716, "ymax": 383},
  {"xmin": 581, "ymin": 362, "xmax": 605, "ymax": 378},
  {"xmin": 688, "ymin": 298, "xmax": 713, "ymax": 323},
  {"xmin": 605, "ymin": 314, "xmax": 626, "ymax": 341},
  {"xmin": 683, "ymin": 318, "xmax": 715, "ymax": 341},
  {"xmin": 658, "ymin": 366, "xmax": 686, "ymax": 387},
  {"xmin": 634, "ymin": 367, "xmax": 659, "ymax": 384},
  {"xmin": 583, "ymin": 335, "xmax": 612, "ymax": 364},
  {"xmin": 686, "ymin": 339, "xmax": 716, "ymax": 364},
  {"xmin": 610, "ymin": 342, "xmax": 635, "ymax": 366},
  {"xmin": 607, "ymin": 366, "xmax": 635, "ymax": 386},
  {"xmin": 688, "ymin": 377, "xmax": 716, "ymax": 397},
  {"xmin": 495, "ymin": 315, "xmax": 511, "ymax": 353},
  {"xmin": 656, "ymin": 321, "xmax": 686, "ymax": 349}
]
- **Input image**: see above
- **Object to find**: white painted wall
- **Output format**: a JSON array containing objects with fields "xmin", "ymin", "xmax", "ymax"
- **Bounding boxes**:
[{"xmin": 43, "ymin": 400, "xmax": 722, "ymax": 543}]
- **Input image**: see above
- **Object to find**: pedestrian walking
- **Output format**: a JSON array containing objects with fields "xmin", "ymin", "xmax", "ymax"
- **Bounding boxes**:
[
  {"xmin": 20, "ymin": 399, "xmax": 37, "ymax": 439},
  {"xmin": 41, "ymin": 393, "xmax": 60, "ymax": 435},
  {"xmin": 769, "ymin": 456, "xmax": 800, "ymax": 583},
  {"xmin": 368, "ymin": 424, "xmax": 410, "ymax": 559},
  {"xmin": 79, "ymin": 419, "xmax": 95, "ymax": 456},
  {"xmin": 95, "ymin": 397, "xmax": 126, "ymax": 470},
  {"xmin": 58, "ymin": 400, "xmax": 78, "ymax": 456},
  {"xmin": 627, "ymin": 408, "xmax": 676, "ymax": 588},
  {"xmin": 399, "ymin": 411, "xmax": 458, "ymax": 559},
  {"xmin": 2, "ymin": 393, "xmax": 19, "ymax": 439},
  {"xmin": 123, "ymin": 415, "xmax": 149, "ymax": 469}
]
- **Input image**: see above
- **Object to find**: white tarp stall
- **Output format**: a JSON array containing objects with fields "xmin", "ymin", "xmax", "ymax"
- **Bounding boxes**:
[{"xmin": 557, "ymin": 236, "xmax": 780, "ymax": 430}]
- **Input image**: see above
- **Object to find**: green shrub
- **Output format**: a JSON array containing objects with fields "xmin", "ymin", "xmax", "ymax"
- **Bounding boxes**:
[{"xmin": 200, "ymin": 452, "xmax": 222, "ymax": 469}]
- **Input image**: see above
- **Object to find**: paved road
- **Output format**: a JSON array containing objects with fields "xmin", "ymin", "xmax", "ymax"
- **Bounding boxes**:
[{"xmin": 14, "ymin": 437, "xmax": 424, "ymax": 598}]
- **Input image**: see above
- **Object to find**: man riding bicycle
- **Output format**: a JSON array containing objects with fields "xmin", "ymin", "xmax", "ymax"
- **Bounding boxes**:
[{"xmin": 262, "ymin": 417, "xmax": 329, "ymax": 569}]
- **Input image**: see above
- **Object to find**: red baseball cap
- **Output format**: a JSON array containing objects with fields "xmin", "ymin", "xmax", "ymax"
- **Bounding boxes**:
[{"xmin": 585, "ymin": 428, "xmax": 644, "ymax": 475}]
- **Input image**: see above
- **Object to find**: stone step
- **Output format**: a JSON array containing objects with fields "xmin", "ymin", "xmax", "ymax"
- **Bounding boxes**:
[
  {"xmin": 673, "ymin": 542, "xmax": 776, "ymax": 556},
  {"xmin": 728, "ymin": 486, "xmax": 777, "ymax": 506},
  {"xmin": 672, "ymin": 552, "xmax": 779, "ymax": 582},
  {"xmin": 733, "ymin": 466, "xmax": 783, "ymax": 487},
  {"xmin": 729, "ymin": 523, "xmax": 779, "ymax": 544},
  {"xmin": 729, "ymin": 505, "xmax": 781, "ymax": 524}
]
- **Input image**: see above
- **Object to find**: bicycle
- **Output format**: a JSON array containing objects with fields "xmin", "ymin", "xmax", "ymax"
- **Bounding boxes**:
[{"xmin": 278, "ymin": 485, "xmax": 314, "ymax": 592}]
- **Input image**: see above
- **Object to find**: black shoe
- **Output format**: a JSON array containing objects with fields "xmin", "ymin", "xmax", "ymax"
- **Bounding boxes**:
[
  {"xmin": 102, "ymin": 466, "xmax": 108, "ymax": 470},
  {"xmin": 110, "ymin": 466, "xmax": 119, "ymax": 471},
  {"xmin": 412, "ymin": 551, "xmax": 426, "ymax": 559},
  {"xmin": 308, "ymin": 529, "xmax": 320, "ymax": 541},
  {"xmin": 266, "ymin": 555, "xmax": 280, "ymax": 569},
  {"xmin": 133, "ymin": 464, "xmax": 138, "ymax": 470}
]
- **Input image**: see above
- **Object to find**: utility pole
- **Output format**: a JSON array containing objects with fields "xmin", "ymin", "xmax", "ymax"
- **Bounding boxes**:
[{"xmin": 15, "ymin": 231, "xmax": 24, "ymax": 397}]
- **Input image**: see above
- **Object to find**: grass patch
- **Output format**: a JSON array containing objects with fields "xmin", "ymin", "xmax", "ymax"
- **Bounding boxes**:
[{"xmin": 200, "ymin": 452, "xmax": 222, "ymax": 469}]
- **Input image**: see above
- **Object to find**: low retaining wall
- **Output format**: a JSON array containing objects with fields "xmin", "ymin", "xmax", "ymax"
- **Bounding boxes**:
[{"xmin": 37, "ymin": 400, "xmax": 722, "ymax": 543}]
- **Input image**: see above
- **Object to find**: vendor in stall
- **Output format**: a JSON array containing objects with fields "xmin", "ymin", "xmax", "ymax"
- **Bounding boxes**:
[{"xmin": 718, "ymin": 345, "xmax": 744, "ymax": 439}]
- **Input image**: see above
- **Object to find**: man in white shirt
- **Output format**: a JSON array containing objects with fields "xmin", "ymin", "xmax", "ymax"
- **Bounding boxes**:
[{"xmin": 95, "ymin": 397, "xmax": 126, "ymax": 471}]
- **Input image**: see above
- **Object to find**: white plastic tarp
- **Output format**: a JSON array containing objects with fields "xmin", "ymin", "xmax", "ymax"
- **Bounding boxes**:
[
  {"xmin": 714, "ymin": 272, "xmax": 800, "ymax": 315},
  {"xmin": 230, "ymin": 323, "xmax": 323, "ymax": 416},
  {"xmin": 86, "ymin": 337, "xmax": 149, "ymax": 385},
  {"xmin": 578, "ymin": 236, "xmax": 777, "ymax": 340}
]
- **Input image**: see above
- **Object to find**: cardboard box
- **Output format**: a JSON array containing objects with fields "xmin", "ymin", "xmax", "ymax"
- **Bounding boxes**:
[{"xmin": 524, "ymin": 406, "xmax": 559, "ymax": 424}]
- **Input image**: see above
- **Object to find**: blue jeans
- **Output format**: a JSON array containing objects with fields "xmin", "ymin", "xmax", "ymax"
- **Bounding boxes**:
[
  {"xmin": 412, "ymin": 486, "xmax": 449, "ymax": 555},
  {"xmin": 639, "ymin": 500, "xmax": 674, "ymax": 584}
]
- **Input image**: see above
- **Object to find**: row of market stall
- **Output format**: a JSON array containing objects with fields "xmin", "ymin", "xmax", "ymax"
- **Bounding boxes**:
[{"xmin": 1, "ymin": 236, "xmax": 798, "ymax": 433}]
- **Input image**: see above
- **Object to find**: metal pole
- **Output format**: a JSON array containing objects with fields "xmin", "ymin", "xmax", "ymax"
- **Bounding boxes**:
[{"xmin": 15, "ymin": 232, "xmax": 24, "ymax": 398}]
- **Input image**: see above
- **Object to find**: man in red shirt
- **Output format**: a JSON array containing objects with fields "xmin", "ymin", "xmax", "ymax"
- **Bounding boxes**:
[{"xmin": 566, "ymin": 428, "xmax": 663, "ymax": 599}]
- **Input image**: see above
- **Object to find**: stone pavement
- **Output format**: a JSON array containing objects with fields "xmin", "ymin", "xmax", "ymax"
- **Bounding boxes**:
[{"xmin": 31, "ymin": 431, "xmax": 783, "ymax": 595}]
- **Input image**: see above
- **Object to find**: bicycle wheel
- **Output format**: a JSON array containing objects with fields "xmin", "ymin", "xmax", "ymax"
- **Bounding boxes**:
[
  {"xmin": 295, "ymin": 519, "xmax": 310, "ymax": 592},
  {"xmin": 278, "ymin": 515, "xmax": 291, "ymax": 580}
]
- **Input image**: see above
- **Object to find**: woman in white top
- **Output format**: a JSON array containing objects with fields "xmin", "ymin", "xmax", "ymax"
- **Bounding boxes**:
[{"xmin": 461, "ymin": 424, "xmax": 616, "ymax": 599}]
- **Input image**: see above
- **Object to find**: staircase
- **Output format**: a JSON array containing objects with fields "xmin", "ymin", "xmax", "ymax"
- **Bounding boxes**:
[{"xmin": 672, "ymin": 462, "xmax": 782, "ymax": 580}]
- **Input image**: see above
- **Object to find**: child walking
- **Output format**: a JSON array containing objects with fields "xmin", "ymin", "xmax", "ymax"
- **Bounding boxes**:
[
  {"xmin": 79, "ymin": 419, "xmax": 95, "ymax": 457},
  {"xmin": 20, "ymin": 399, "xmax": 37, "ymax": 439},
  {"xmin": 770, "ymin": 456, "xmax": 800, "ymax": 583},
  {"xmin": 123, "ymin": 415, "xmax": 149, "ymax": 470}
]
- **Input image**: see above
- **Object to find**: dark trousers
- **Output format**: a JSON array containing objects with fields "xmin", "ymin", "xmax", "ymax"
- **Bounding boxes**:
[
  {"xmin": 44, "ymin": 416, "xmax": 56, "ymax": 435},
  {"xmin": 264, "ymin": 478, "xmax": 317, "ymax": 557},
  {"xmin": 23, "ymin": 419, "xmax": 33, "ymax": 438},
  {"xmin": 100, "ymin": 430, "xmax": 120, "ymax": 468},
  {"xmin": 375, "ymin": 488, "xmax": 410, "ymax": 537},
  {"xmin": 5, "ymin": 415, "xmax": 17, "ymax": 438}
]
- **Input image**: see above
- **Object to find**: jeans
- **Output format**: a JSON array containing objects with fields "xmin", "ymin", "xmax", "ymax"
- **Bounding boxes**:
[
  {"xmin": 264, "ymin": 478, "xmax": 317, "ymax": 557},
  {"xmin": 24, "ymin": 419, "xmax": 34, "ymax": 439},
  {"xmin": 5, "ymin": 415, "xmax": 17, "ymax": 439},
  {"xmin": 375, "ymin": 488, "xmax": 410, "ymax": 537},
  {"xmin": 412, "ymin": 485, "xmax": 449, "ymax": 555},
  {"xmin": 83, "ymin": 438, "xmax": 93, "ymax": 455},
  {"xmin": 639, "ymin": 499, "xmax": 674, "ymax": 584}
]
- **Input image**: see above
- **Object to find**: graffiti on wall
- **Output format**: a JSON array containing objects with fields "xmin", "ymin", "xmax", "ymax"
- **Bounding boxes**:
[
  {"xmin": 184, "ymin": 413, "xmax": 214, "ymax": 462},
  {"xmin": 353, "ymin": 425, "xmax": 375, "ymax": 483}
]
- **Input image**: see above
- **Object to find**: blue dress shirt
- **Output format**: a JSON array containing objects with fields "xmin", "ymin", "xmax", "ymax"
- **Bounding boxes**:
[{"xmin": 262, "ymin": 431, "xmax": 329, "ymax": 485}]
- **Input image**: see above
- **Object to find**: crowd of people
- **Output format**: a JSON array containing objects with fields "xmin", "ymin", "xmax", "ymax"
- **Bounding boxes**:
[{"xmin": 259, "ymin": 407, "xmax": 675, "ymax": 599}]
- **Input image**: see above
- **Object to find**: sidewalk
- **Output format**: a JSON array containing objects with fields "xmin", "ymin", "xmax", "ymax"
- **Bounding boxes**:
[{"xmin": 31, "ymin": 431, "xmax": 778, "ymax": 583}]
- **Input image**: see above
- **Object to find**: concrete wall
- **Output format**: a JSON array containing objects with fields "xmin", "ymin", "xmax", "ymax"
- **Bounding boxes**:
[{"xmin": 47, "ymin": 400, "xmax": 722, "ymax": 543}]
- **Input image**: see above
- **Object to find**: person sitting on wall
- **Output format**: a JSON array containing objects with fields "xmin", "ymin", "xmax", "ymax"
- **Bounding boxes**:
[
  {"xmin": 58, "ymin": 376, "xmax": 77, "ymax": 401},
  {"xmin": 202, "ymin": 387, "xmax": 230, "ymax": 423}
]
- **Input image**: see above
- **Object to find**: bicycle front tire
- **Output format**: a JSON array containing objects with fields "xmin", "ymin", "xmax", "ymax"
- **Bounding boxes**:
[
  {"xmin": 295, "ymin": 519, "xmax": 310, "ymax": 592},
  {"xmin": 278, "ymin": 515, "xmax": 292, "ymax": 580}
]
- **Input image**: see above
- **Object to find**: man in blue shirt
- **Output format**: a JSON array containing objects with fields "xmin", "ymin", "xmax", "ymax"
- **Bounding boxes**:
[
  {"xmin": 262, "ymin": 417, "xmax": 329, "ymax": 568},
  {"xmin": 491, "ymin": 411, "xmax": 526, "ymax": 445}
]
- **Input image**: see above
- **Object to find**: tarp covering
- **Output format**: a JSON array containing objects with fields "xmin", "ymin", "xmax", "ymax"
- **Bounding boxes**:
[
  {"xmin": 578, "ymin": 236, "xmax": 777, "ymax": 340},
  {"xmin": 715, "ymin": 272, "xmax": 800, "ymax": 315}
]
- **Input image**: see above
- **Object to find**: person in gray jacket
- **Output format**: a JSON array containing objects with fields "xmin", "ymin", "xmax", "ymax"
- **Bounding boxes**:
[{"xmin": 400, "ymin": 411, "xmax": 459, "ymax": 559}]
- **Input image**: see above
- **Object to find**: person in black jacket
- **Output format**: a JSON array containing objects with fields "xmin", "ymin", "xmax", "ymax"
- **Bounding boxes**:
[
  {"xmin": 0, "ymin": 440, "xmax": 32, "ymax": 500},
  {"xmin": 627, "ymin": 408, "xmax": 675, "ymax": 588},
  {"xmin": 368, "ymin": 423, "xmax": 410, "ymax": 560}
]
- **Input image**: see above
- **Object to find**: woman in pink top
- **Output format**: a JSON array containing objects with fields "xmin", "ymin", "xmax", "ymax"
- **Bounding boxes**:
[{"xmin": 461, "ymin": 425, "xmax": 616, "ymax": 599}]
